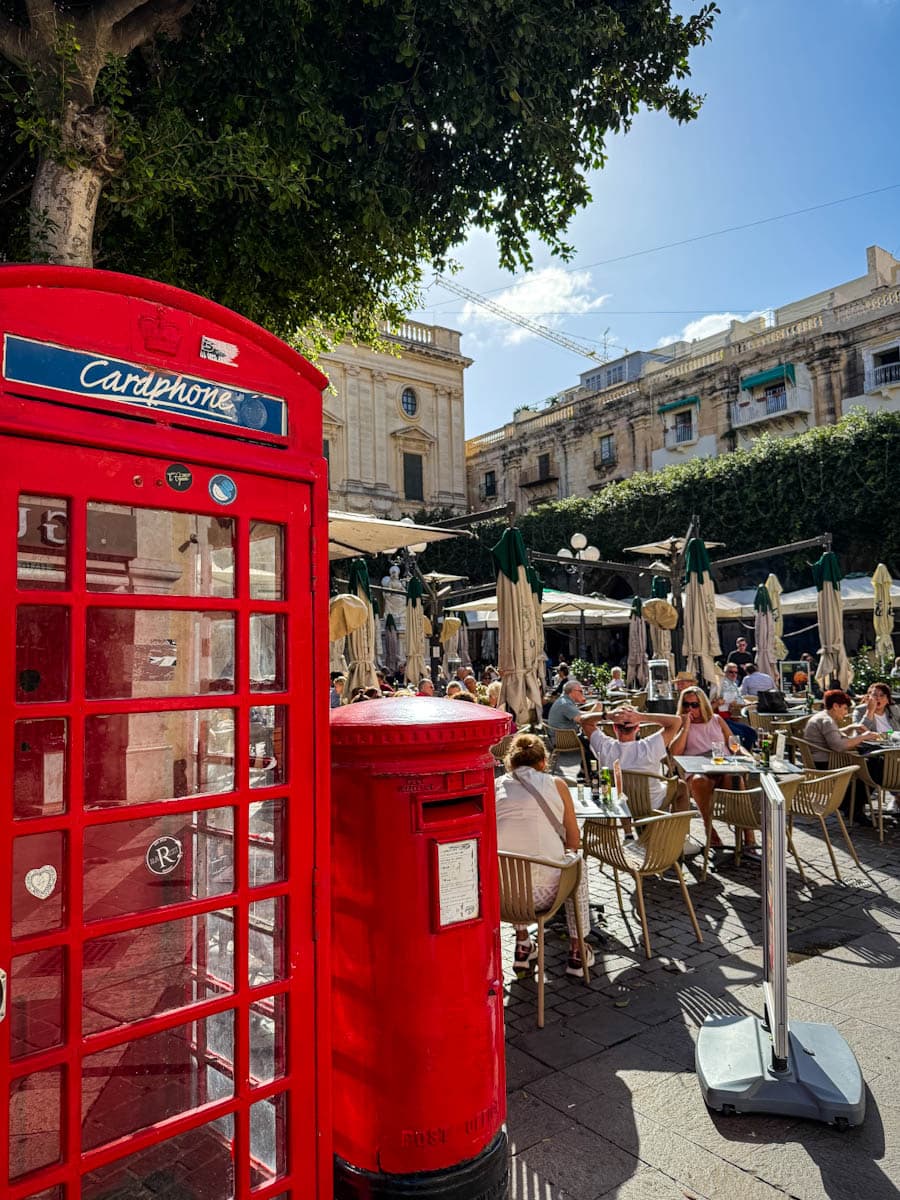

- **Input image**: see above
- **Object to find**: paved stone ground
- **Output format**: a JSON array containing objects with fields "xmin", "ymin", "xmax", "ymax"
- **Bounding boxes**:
[{"xmin": 502, "ymin": 797, "xmax": 900, "ymax": 1200}]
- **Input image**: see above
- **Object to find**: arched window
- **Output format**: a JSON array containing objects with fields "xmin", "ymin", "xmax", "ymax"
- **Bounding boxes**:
[{"xmin": 400, "ymin": 387, "xmax": 418, "ymax": 418}]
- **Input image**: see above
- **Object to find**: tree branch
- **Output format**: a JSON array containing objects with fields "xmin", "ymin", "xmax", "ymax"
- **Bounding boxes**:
[
  {"xmin": 24, "ymin": 0, "xmax": 59, "ymax": 47},
  {"xmin": 110, "ymin": 0, "xmax": 198, "ymax": 57},
  {"xmin": 96, "ymin": 0, "xmax": 162, "ymax": 27},
  {"xmin": 0, "ymin": 14, "xmax": 33, "ymax": 67}
]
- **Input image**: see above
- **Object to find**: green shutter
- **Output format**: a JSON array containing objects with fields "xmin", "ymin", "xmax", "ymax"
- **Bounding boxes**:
[
  {"xmin": 740, "ymin": 364, "xmax": 796, "ymax": 391},
  {"xmin": 657, "ymin": 395, "xmax": 700, "ymax": 414}
]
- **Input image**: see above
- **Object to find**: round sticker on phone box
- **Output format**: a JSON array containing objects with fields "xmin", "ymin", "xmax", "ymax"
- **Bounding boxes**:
[
  {"xmin": 165, "ymin": 464, "xmax": 193, "ymax": 491},
  {"xmin": 209, "ymin": 474, "xmax": 238, "ymax": 505}
]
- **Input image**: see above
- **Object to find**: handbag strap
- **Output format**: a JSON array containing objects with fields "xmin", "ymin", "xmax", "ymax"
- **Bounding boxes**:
[{"xmin": 513, "ymin": 769, "xmax": 566, "ymax": 840}]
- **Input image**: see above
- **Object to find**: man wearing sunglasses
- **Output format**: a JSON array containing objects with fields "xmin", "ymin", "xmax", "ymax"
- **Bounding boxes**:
[{"xmin": 580, "ymin": 705, "xmax": 689, "ymax": 812}]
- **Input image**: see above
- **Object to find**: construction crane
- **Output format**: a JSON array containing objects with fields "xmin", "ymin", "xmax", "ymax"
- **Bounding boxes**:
[{"xmin": 434, "ymin": 275, "xmax": 610, "ymax": 362}]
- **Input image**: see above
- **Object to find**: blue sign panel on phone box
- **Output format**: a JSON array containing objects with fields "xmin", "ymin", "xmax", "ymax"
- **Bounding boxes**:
[{"xmin": 3, "ymin": 334, "xmax": 287, "ymax": 436}]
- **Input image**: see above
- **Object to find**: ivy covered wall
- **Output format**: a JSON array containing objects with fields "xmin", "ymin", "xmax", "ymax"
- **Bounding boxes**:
[{"xmin": 410, "ymin": 411, "xmax": 900, "ymax": 593}]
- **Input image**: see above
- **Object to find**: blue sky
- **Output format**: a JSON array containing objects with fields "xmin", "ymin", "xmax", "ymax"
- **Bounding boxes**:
[{"xmin": 410, "ymin": 0, "xmax": 900, "ymax": 437}]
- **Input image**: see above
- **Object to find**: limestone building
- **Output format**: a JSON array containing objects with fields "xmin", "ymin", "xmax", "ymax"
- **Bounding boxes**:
[
  {"xmin": 319, "ymin": 320, "xmax": 470, "ymax": 518},
  {"xmin": 466, "ymin": 245, "xmax": 900, "ymax": 513}
]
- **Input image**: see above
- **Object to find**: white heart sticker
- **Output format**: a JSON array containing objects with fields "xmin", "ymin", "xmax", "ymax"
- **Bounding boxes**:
[{"xmin": 25, "ymin": 864, "xmax": 58, "ymax": 901}]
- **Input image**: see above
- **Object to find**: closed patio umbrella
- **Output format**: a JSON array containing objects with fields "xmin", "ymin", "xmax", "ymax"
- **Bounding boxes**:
[
  {"xmin": 647, "ymin": 574, "xmax": 675, "ymax": 674},
  {"xmin": 753, "ymin": 584, "xmax": 777, "ymax": 681},
  {"xmin": 527, "ymin": 565, "xmax": 546, "ymax": 703},
  {"xmin": 492, "ymin": 527, "xmax": 544, "ymax": 727},
  {"xmin": 404, "ymin": 578, "xmax": 428, "ymax": 685},
  {"xmin": 457, "ymin": 610, "xmax": 472, "ymax": 668},
  {"xmin": 813, "ymin": 552, "xmax": 853, "ymax": 691},
  {"xmin": 440, "ymin": 615, "xmax": 462, "ymax": 676},
  {"xmin": 682, "ymin": 537, "xmax": 722, "ymax": 687},
  {"xmin": 872, "ymin": 562, "xmax": 895, "ymax": 662},
  {"xmin": 344, "ymin": 560, "xmax": 379, "ymax": 695},
  {"xmin": 626, "ymin": 597, "xmax": 649, "ymax": 689},
  {"xmin": 382, "ymin": 613, "xmax": 401, "ymax": 676},
  {"xmin": 765, "ymin": 573, "xmax": 788, "ymax": 662}
]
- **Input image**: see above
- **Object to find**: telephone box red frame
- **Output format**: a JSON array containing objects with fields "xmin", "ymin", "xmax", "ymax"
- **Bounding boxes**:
[{"xmin": 0, "ymin": 266, "xmax": 332, "ymax": 1200}]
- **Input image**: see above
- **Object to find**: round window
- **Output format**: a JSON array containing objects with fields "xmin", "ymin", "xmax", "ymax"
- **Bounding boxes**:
[{"xmin": 401, "ymin": 387, "xmax": 418, "ymax": 418}]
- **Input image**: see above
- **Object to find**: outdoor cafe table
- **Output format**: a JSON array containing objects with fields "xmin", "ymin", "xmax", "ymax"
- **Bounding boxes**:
[
  {"xmin": 566, "ymin": 783, "xmax": 631, "ymax": 822},
  {"xmin": 672, "ymin": 754, "xmax": 805, "ymax": 779}
]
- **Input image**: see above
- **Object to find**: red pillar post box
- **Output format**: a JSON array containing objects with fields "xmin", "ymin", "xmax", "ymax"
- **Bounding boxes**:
[{"xmin": 331, "ymin": 698, "xmax": 513, "ymax": 1199}]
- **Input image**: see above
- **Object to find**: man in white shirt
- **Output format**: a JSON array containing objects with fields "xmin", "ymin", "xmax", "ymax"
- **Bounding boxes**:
[
  {"xmin": 581, "ymin": 706, "xmax": 688, "ymax": 810},
  {"xmin": 740, "ymin": 662, "xmax": 777, "ymax": 698}
]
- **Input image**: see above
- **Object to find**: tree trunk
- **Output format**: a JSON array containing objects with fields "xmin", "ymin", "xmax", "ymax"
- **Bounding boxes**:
[
  {"xmin": 30, "ymin": 153, "xmax": 105, "ymax": 266},
  {"xmin": 29, "ymin": 103, "xmax": 119, "ymax": 266}
]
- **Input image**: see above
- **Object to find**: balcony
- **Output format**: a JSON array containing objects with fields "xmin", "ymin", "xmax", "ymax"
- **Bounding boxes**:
[
  {"xmin": 594, "ymin": 447, "xmax": 617, "ymax": 470},
  {"xmin": 730, "ymin": 385, "xmax": 812, "ymax": 429},
  {"xmin": 519, "ymin": 467, "xmax": 559, "ymax": 489},
  {"xmin": 865, "ymin": 361, "xmax": 900, "ymax": 391},
  {"xmin": 663, "ymin": 422, "xmax": 697, "ymax": 449}
]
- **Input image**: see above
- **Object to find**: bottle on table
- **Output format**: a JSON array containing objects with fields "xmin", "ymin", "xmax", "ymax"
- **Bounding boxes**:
[{"xmin": 759, "ymin": 733, "xmax": 772, "ymax": 769}]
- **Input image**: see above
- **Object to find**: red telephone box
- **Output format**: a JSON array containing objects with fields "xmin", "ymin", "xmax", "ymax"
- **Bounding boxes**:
[{"xmin": 0, "ymin": 266, "xmax": 332, "ymax": 1200}]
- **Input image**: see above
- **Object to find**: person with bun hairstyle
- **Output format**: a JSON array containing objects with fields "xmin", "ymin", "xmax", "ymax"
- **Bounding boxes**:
[{"xmin": 495, "ymin": 733, "xmax": 594, "ymax": 979}]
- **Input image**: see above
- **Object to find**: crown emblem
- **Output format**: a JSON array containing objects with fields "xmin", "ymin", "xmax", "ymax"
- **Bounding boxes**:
[{"xmin": 139, "ymin": 311, "xmax": 181, "ymax": 355}]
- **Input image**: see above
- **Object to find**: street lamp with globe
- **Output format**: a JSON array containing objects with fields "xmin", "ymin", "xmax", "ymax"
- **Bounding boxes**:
[{"xmin": 556, "ymin": 532, "xmax": 600, "ymax": 660}]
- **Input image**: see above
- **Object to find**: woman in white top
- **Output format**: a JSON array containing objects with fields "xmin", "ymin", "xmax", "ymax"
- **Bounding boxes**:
[{"xmin": 495, "ymin": 733, "xmax": 594, "ymax": 978}]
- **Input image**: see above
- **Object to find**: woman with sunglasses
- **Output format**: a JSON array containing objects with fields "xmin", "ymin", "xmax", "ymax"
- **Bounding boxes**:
[{"xmin": 670, "ymin": 687, "xmax": 750, "ymax": 854}]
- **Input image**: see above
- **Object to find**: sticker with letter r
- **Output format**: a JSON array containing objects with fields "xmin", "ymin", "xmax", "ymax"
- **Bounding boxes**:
[{"xmin": 146, "ymin": 835, "xmax": 183, "ymax": 876}]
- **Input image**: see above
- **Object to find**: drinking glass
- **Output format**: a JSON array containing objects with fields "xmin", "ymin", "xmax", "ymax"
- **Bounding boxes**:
[
  {"xmin": 711, "ymin": 740, "xmax": 725, "ymax": 764},
  {"xmin": 728, "ymin": 734, "xmax": 740, "ymax": 758}
]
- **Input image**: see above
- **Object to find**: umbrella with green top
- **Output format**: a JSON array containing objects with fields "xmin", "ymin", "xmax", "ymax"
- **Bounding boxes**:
[
  {"xmin": 812, "ymin": 551, "xmax": 853, "ymax": 690},
  {"xmin": 753, "ymin": 583, "xmax": 777, "ymax": 681},
  {"xmin": 765, "ymin": 573, "xmax": 788, "ymax": 661},
  {"xmin": 682, "ymin": 537, "xmax": 722, "ymax": 686},
  {"xmin": 492, "ymin": 527, "xmax": 544, "ymax": 726},
  {"xmin": 345, "ymin": 559, "xmax": 379, "ymax": 695},
  {"xmin": 404, "ymin": 577, "xmax": 428, "ymax": 685},
  {"xmin": 627, "ymin": 596, "xmax": 649, "ymax": 689}
]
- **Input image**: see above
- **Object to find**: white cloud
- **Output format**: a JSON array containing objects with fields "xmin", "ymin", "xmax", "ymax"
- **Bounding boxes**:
[
  {"xmin": 657, "ymin": 309, "xmax": 769, "ymax": 348},
  {"xmin": 459, "ymin": 267, "xmax": 610, "ymax": 347}
]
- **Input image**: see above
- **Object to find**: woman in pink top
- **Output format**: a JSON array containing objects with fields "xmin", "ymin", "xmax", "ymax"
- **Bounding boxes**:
[{"xmin": 669, "ymin": 687, "xmax": 747, "ymax": 852}]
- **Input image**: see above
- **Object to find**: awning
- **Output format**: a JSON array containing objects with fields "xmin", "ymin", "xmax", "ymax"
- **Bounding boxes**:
[
  {"xmin": 657, "ymin": 395, "xmax": 700, "ymax": 414},
  {"xmin": 740, "ymin": 364, "xmax": 795, "ymax": 391},
  {"xmin": 328, "ymin": 512, "xmax": 460, "ymax": 561}
]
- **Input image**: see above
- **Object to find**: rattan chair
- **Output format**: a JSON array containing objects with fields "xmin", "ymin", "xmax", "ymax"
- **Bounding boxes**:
[
  {"xmin": 497, "ymin": 851, "xmax": 590, "ymax": 1027},
  {"xmin": 581, "ymin": 811, "xmax": 702, "ymax": 959},
  {"xmin": 701, "ymin": 777, "xmax": 804, "ymax": 881},
  {"xmin": 489, "ymin": 734, "xmax": 516, "ymax": 769},
  {"xmin": 789, "ymin": 767, "xmax": 860, "ymax": 883},
  {"xmin": 620, "ymin": 769, "xmax": 685, "ymax": 822},
  {"xmin": 547, "ymin": 728, "xmax": 590, "ymax": 781},
  {"xmin": 828, "ymin": 747, "xmax": 900, "ymax": 842},
  {"xmin": 788, "ymin": 735, "xmax": 822, "ymax": 770},
  {"xmin": 747, "ymin": 710, "xmax": 809, "ymax": 736},
  {"xmin": 629, "ymin": 691, "xmax": 648, "ymax": 712}
]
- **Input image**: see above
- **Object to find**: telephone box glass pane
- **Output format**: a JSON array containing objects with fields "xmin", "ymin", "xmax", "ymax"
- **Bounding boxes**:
[
  {"xmin": 250, "ymin": 613, "xmax": 285, "ymax": 692},
  {"xmin": 249, "ymin": 522, "xmax": 284, "ymax": 600},
  {"xmin": 18, "ymin": 496, "xmax": 69, "ymax": 590},
  {"xmin": 10, "ymin": 948, "xmax": 65, "ymax": 1059},
  {"xmin": 12, "ymin": 831, "xmax": 65, "ymax": 939},
  {"xmin": 14, "ymin": 719, "xmax": 67, "ymax": 819},
  {"xmin": 250, "ymin": 1092, "xmax": 288, "ymax": 1186},
  {"xmin": 81, "ymin": 1014, "xmax": 235, "ymax": 1151},
  {"xmin": 83, "ymin": 809, "xmax": 233, "ymax": 922},
  {"xmin": 85, "ymin": 610, "xmax": 235, "ymax": 698},
  {"xmin": 85, "ymin": 504, "xmax": 235, "ymax": 597},
  {"xmin": 249, "ymin": 705, "xmax": 286, "ymax": 788},
  {"xmin": 250, "ymin": 799, "xmax": 286, "ymax": 887},
  {"xmin": 84, "ymin": 709, "xmax": 235, "ymax": 807},
  {"xmin": 81, "ymin": 1117, "xmax": 235, "ymax": 1200},
  {"xmin": 16, "ymin": 606, "xmax": 69, "ymax": 702},
  {"xmin": 249, "ymin": 897, "xmax": 285, "ymax": 986},
  {"xmin": 83, "ymin": 909, "xmax": 235, "ymax": 1035},
  {"xmin": 250, "ymin": 995, "xmax": 287, "ymax": 1085},
  {"xmin": 9, "ymin": 1066, "xmax": 63, "ymax": 1180},
  {"xmin": 23, "ymin": 1188, "xmax": 63, "ymax": 1200}
]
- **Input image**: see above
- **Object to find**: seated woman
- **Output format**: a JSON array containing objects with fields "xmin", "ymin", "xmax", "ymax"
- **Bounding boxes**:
[
  {"xmin": 495, "ymin": 733, "xmax": 594, "ymax": 978},
  {"xmin": 607, "ymin": 666, "xmax": 628, "ymax": 694},
  {"xmin": 669, "ymin": 686, "xmax": 753, "ymax": 854},
  {"xmin": 853, "ymin": 682, "xmax": 900, "ymax": 735}
]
